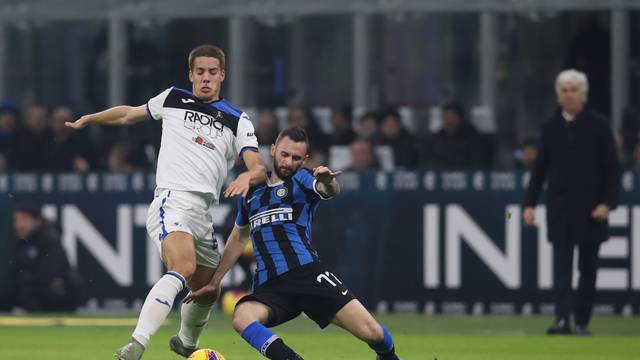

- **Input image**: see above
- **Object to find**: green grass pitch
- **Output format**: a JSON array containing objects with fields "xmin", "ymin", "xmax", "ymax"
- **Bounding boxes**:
[{"xmin": 1, "ymin": 314, "xmax": 639, "ymax": 359}]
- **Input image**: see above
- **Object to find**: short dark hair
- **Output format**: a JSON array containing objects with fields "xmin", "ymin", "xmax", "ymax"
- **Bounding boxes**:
[
  {"xmin": 442, "ymin": 102, "xmax": 465, "ymax": 119},
  {"xmin": 13, "ymin": 201, "xmax": 42, "ymax": 219},
  {"xmin": 188, "ymin": 45, "xmax": 226, "ymax": 71},
  {"xmin": 276, "ymin": 127, "xmax": 308, "ymax": 146},
  {"xmin": 380, "ymin": 108, "xmax": 401, "ymax": 123}
]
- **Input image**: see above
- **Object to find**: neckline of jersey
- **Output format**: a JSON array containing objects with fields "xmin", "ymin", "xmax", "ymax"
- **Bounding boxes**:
[{"xmin": 175, "ymin": 86, "xmax": 224, "ymax": 104}]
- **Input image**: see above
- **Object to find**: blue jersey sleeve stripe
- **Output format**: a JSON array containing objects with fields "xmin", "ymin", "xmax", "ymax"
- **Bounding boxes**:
[
  {"xmin": 240, "ymin": 146, "xmax": 258, "ymax": 160},
  {"xmin": 212, "ymin": 100, "xmax": 242, "ymax": 117},
  {"xmin": 173, "ymin": 87, "xmax": 194, "ymax": 96},
  {"xmin": 235, "ymin": 195, "xmax": 249, "ymax": 227},
  {"xmin": 146, "ymin": 104, "xmax": 155, "ymax": 122}
]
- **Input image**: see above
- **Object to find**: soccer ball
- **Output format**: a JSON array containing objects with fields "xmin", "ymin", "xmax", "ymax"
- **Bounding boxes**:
[{"xmin": 187, "ymin": 348, "xmax": 225, "ymax": 360}]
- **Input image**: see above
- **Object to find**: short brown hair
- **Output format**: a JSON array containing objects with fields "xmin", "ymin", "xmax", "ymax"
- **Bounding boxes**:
[
  {"xmin": 276, "ymin": 127, "xmax": 308, "ymax": 145},
  {"xmin": 188, "ymin": 45, "xmax": 226, "ymax": 71}
]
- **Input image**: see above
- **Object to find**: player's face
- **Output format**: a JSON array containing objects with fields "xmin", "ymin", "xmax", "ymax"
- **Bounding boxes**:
[
  {"xmin": 189, "ymin": 56, "xmax": 225, "ymax": 102},
  {"xmin": 271, "ymin": 137, "xmax": 309, "ymax": 180},
  {"xmin": 557, "ymin": 82, "xmax": 586, "ymax": 115}
]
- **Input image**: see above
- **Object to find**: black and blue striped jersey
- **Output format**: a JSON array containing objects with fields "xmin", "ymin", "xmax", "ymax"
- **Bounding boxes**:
[{"xmin": 235, "ymin": 168, "xmax": 332, "ymax": 286}]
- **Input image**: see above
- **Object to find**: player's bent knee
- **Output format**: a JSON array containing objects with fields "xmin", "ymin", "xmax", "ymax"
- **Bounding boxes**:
[
  {"xmin": 232, "ymin": 303, "xmax": 257, "ymax": 333},
  {"xmin": 232, "ymin": 301, "xmax": 266, "ymax": 334},
  {"xmin": 169, "ymin": 261, "xmax": 196, "ymax": 280},
  {"xmin": 232, "ymin": 312, "xmax": 253, "ymax": 334}
]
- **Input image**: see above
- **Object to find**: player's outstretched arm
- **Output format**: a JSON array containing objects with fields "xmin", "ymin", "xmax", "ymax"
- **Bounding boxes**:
[
  {"xmin": 223, "ymin": 151, "xmax": 267, "ymax": 198},
  {"xmin": 65, "ymin": 105, "xmax": 147, "ymax": 129},
  {"xmin": 182, "ymin": 225, "xmax": 251, "ymax": 304},
  {"xmin": 313, "ymin": 166, "xmax": 342, "ymax": 198}
]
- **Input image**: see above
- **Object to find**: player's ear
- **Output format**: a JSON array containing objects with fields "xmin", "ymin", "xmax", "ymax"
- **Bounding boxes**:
[
  {"xmin": 220, "ymin": 69, "xmax": 226, "ymax": 82},
  {"xmin": 302, "ymin": 154, "xmax": 310, "ymax": 166},
  {"xmin": 270, "ymin": 144, "xmax": 276, "ymax": 157},
  {"xmin": 188, "ymin": 70, "xmax": 194, "ymax": 83}
]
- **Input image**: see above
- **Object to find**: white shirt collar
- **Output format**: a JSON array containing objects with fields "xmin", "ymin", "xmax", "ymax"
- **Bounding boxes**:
[
  {"xmin": 562, "ymin": 111, "xmax": 576, "ymax": 122},
  {"xmin": 267, "ymin": 177, "xmax": 284, "ymax": 187}
]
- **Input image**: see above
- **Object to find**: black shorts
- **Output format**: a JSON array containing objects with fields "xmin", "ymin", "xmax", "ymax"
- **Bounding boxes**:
[{"xmin": 236, "ymin": 262, "xmax": 356, "ymax": 329}]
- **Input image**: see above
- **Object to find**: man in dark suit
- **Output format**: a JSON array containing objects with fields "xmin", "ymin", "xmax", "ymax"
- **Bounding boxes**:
[{"xmin": 523, "ymin": 69, "xmax": 620, "ymax": 336}]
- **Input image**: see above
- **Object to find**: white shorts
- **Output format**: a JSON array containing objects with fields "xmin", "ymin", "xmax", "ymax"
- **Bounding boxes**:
[{"xmin": 146, "ymin": 188, "xmax": 220, "ymax": 269}]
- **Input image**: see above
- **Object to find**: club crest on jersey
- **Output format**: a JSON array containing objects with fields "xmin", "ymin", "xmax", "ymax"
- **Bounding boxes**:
[
  {"xmin": 184, "ymin": 110, "xmax": 224, "ymax": 137},
  {"xmin": 249, "ymin": 208, "xmax": 293, "ymax": 229},
  {"xmin": 192, "ymin": 135, "xmax": 216, "ymax": 151},
  {"xmin": 276, "ymin": 187, "xmax": 288, "ymax": 198}
]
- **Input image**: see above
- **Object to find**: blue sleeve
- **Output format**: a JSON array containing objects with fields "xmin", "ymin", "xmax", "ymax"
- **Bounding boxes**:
[
  {"xmin": 235, "ymin": 195, "xmax": 250, "ymax": 228},
  {"xmin": 295, "ymin": 169, "xmax": 332, "ymax": 200},
  {"xmin": 295, "ymin": 169, "xmax": 316, "ymax": 192}
]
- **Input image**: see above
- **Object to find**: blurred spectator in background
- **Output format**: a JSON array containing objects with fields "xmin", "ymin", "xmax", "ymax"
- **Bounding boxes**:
[
  {"xmin": 287, "ymin": 104, "xmax": 327, "ymax": 168},
  {"xmin": 523, "ymin": 69, "xmax": 619, "ymax": 336},
  {"xmin": 7, "ymin": 202, "xmax": 80, "ymax": 312},
  {"xmin": 420, "ymin": 102, "xmax": 484, "ymax": 169},
  {"xmin": 348, "ymin": 138, "xmax": 379, "ymax": 171},
  {"xmin": 107, "ymin": 142, "xmax": 139, "ymax": 173},
  {"xmin": 255, "ymin": 108, "xmax": 280, "ymax": 146},
  {"xmin": 47, "ymin": 106, "xmax": 92, "ymax": 173},
  {"xmin": 567, "ymin": 14, "xmax": 610, "ymax": 116},
  {"xmin": 357, "ymin": 112, "xmax": 381, "ymax": 143},
  {"xmin": 328, "ymin": 106, "xmax": 356, "ymax": 146},
  {"xmin": 514, "ymin": 138, "xmax": 538, "ymax": 170},
  {"xmin": 620, "ymin": 107, "xmax": 639, "ymax": 163},
  {"xmin": 633, "ymin": 143, "xmax": 640, "ymax": 171},
  {"xmin": 0, "ymin": 101, "xmax": 19, "ymax": 171},
  {"xmin": 378, "ymin": 108, "xmax": 418, "ymax": 169},
  {"xmin": 14, "ymin": 104, "xmax": 51, "ymax": 171}
]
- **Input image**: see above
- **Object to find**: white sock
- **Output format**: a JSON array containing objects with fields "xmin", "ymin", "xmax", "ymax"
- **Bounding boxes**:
[
  {"xmin": 132, "ymin": 271, "xmax": 186, "ymax": 347},
  {"xmin": 178, "ymin": 301, "xmax": 214, "ymax": 348}
]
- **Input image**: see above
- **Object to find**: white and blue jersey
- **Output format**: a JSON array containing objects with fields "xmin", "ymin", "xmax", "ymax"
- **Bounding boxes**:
[
  {"xmin": 147, "ymin": 86, "xmax": 258, "ymax": 202},
  {"xmin": 235, "ymin": 169, "xmax": 333, "ymax": 286}
]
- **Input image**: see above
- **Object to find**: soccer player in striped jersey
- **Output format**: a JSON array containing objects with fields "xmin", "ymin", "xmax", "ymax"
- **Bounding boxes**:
[
  {"xmin": 185, "ymin": 127, "xmax": 401, "ymax": 360},
  {"xmin": 65, "ymin": 45, "xmax": 266, "ymax": 359}
]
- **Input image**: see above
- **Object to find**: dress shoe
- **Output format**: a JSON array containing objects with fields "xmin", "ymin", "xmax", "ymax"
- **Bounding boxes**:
[{"xmin": 546, "ymin": 318, "xmax": 572, "ymax": 335}]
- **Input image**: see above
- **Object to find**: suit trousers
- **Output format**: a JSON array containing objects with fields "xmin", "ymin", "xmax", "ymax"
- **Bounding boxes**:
[{"xmin": 552, "ymin": 239, "xmax": 601, "ymax": 326}]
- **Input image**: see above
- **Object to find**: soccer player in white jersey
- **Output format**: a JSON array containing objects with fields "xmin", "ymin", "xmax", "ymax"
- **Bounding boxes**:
[{"xmin": 65, "ymin": 45, "xmax": 267, "ymax": 359}]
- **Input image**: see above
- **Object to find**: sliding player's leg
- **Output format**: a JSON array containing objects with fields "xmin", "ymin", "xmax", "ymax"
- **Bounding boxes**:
[
  {"xmin": 332, "ymin": 299, "xmax": 401, "ymax": 360},
  {"xmin": 233, "ymin": 299, "xmax": 303, "ymax": 360}
]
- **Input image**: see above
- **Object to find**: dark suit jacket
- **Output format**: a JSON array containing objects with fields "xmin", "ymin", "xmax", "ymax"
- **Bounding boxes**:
[{"xmin": 524, "ymin": 107, "xmax": 620, "ymax": 244}]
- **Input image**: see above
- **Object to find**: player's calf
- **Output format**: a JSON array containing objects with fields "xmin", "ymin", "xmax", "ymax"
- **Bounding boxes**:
[
  {"xmin": 352, "ymin": 318, "xmax": 385, "ymax": 344},
  {"xmin": 234, "ymin": 302, "xmax": 303, "ymax": 360},
  {"xmin": 368, "ymin": 323, "xmax": 400, "ymax": 360}
]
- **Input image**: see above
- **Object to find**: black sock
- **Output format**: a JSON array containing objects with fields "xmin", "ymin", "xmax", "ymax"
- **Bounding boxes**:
[
  {"xmin": 375, "ymin": 346, "xmax": 398, "ymax": 360},
  {"xmin": 265, "ymin": 338, "xmax": 303, "ymax": 360}
]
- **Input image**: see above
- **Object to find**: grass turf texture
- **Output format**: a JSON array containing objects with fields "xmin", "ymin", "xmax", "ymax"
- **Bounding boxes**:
[{"xmin": 0, "ymin": 314, "xmax": 638, "ymax": 359}]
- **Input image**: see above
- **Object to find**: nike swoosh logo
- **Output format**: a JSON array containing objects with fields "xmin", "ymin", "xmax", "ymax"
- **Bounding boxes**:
[
  {"xmin": 181, "ymin": 98, "xmax": 195, "ymax": 104},
  {"xmin": 155, "ymin": 298, "xmax": 171, "ymax": 308},
  {"xmin": 341, "ymin": 290, "xmax": 348, "ymax": 296}
]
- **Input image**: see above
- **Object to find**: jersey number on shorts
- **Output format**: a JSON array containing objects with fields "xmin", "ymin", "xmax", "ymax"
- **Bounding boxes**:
[{"xmin": 316, "ymin": 271, "xmax": 343, "ymax": 287}]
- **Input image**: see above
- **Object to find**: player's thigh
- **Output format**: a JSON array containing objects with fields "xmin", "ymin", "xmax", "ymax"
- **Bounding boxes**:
[
  {"xmin": 331, "ymin": 299, "xmax": 384, "ymax": 343},
  {"xmin": 232, "ymin": 300, "xmax": 272, "ymax": 332},
  {"xmin": 161, "ymin": 231, "xmax": 197, "ymax": 277}
]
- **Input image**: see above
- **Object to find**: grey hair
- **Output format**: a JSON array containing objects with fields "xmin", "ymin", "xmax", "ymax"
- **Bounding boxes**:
[{"xmin": 555, "ymin": 69, "xmax": 589, "ymax": 96}]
